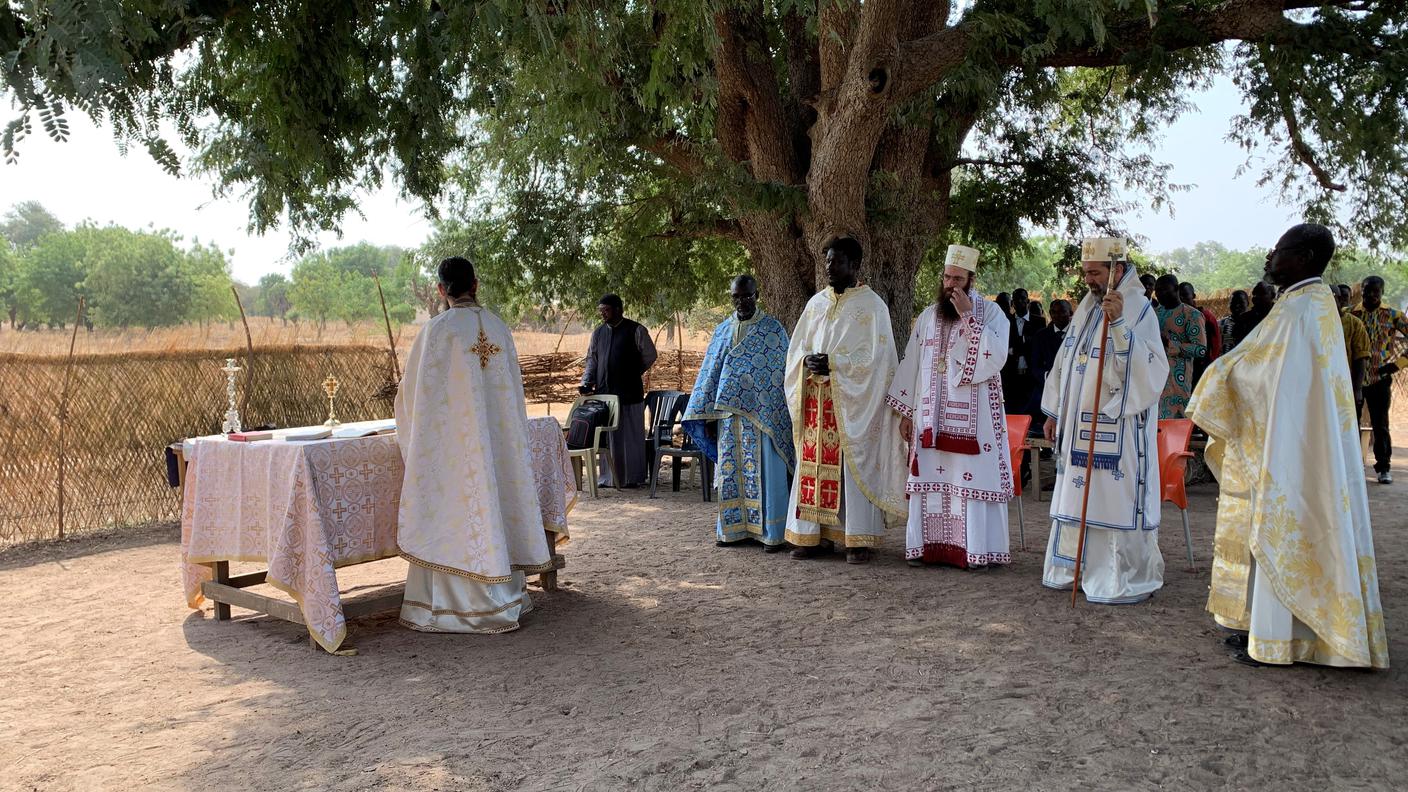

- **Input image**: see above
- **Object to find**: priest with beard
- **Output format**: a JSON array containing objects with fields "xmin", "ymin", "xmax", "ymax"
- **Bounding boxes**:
[
  {"xmin": 1040, "ymin": 238, "xmax": 1169, "ymax": 604},
  {"xmin": 888, "ymin": 245, "xmax": 1014, "ymax": 569}
]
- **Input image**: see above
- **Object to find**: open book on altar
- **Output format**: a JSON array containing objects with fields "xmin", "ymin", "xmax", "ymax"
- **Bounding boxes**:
[
  {"xmin": 330, "ymin": 420, "xmax": 396, "ymax": 439},
  {"xmin": 280, "ymin": 427, "xmax": 333, "ymax": 441}
]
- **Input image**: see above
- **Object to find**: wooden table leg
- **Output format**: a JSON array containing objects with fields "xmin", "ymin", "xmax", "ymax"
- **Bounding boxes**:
[
  {"xmin": 211, "ymin": 561, "xmax": 232, "ymax": 621},
  {"xmin": 539, "ymin": 529, "xmax": 560, "ymax": 590}
]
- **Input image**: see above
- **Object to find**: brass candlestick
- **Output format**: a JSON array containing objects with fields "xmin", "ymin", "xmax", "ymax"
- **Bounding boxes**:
[{"xmin": 322, "ymin": 375, "xmax": 341, "ymax": 427}]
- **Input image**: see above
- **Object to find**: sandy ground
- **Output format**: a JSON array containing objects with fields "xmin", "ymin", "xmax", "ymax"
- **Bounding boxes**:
[{"xmin": 3, "ymin": 452, "xmax": 1408, "ymax": 792}]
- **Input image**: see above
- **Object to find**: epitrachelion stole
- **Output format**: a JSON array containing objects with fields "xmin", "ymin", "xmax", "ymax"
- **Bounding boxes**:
[{"xmin": 795, "ymin": 373, "xmax": 843, "ymax": 525}]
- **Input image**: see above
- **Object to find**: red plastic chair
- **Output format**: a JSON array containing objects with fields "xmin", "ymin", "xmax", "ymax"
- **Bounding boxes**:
[
  {"xmin": 1005, "ymin": 414, "xmax": 1032, "ymax": 550},
  {"xmin": 1158, "ymin": 418, "xmax": 1197, "ymax": 569}
]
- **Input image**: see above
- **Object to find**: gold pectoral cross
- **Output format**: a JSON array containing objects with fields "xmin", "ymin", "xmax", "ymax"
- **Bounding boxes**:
[{"xmin": 471, "ymin": 327, "xmax": 502, "ymax": 368}]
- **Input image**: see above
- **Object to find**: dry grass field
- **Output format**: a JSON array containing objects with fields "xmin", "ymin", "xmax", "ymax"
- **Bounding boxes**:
[{"xmin": 0, "ymin": 317, "xmax": 714, "ymax": 356}]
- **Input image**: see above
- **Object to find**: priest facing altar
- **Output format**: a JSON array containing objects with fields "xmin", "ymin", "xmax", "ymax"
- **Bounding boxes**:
[{"xmin": 394, "ymin": 255, "xmax": 555, "ymax": 633}]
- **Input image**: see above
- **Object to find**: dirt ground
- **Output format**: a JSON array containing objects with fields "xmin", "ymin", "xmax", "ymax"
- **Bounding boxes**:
[{"xmin": 3, "ymin": 450, "xmax": 1408, "ymax": 792}]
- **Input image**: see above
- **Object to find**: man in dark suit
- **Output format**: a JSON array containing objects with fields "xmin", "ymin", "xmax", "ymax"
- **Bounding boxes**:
[
  {"xmin": 1002, "ymin": 288, "xmax": 1047, "ymax": 413},
  {"xmin": 1023, "ymin": 299, "xmax": 1072, "ymax": 484},
  {"xmin": 1025, "ymin": 299, "xmax": 1072, "ymax": 423}
]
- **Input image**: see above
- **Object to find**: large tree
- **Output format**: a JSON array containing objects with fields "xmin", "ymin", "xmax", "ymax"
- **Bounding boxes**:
[{"xmin": 3, "ymin": 2, "xmax": 1405, "ymax": 339}]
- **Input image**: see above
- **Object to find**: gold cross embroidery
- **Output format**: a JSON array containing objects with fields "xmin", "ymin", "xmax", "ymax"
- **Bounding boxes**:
[{"xmin": 471, "ymin": 327, "xmax": 502, "ymax": 368}]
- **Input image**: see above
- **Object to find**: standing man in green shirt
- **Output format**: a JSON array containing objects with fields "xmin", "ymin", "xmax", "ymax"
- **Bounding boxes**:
[{"xmin": 1350, "ymin": 276, "xmax": 1408, "ymax": 484}]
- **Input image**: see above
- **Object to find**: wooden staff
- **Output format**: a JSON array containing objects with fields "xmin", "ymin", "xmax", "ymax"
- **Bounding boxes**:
[
  {"xmin": 230, "ymin": 285, "xmax": 255, "ymax": 422},
  {"xmin": 372, "ymin": 273, "xmax": 400, "ymax": 381},
  {"xmin": 1070, "ymin": 254, "xmax": 1120, "ymax": 607},
  {"xmin": 56, "ymin": 297, "xmax": 85, "ymax": 540}
]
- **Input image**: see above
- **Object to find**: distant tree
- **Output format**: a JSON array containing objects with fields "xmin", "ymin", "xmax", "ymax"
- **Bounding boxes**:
[
  {"xmin": 1155, "ymin": 242, "xmax": 1267, "ymax": 293},
  {"xmin": 1327, "ymin": 249, "xmax": 1408, "ymax": 307},
  {"xmin": 287, "ymin": 258, "xmax": 342, "ymax": 331},
  {"xmin": 288, "ymin": 243, "xmax": 414, "ymax": 329},
  {"xmin": 77, "ymin": 225, "xmax": 195, "ymax": 327},
  {"xmin": 17, "ymin": 229, "xmax": 87, "ymax": 327},
  {"xmin": 181, "ymin": 240, "xmax": 238, "ymax": 323},
  {"xmin": 0, "ymin": 201, "xmax": 63, "ymax": 248},
  {"xmin": 254, "ymin": 272, "xmax": 292, "ymax": 321},
  {"xmin": 0, "ymin": 242, "xmax": 17, "ymax": 328}
]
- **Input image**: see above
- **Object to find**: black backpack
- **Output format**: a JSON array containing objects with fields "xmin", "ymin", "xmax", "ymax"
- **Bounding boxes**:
[{"xmin": 566, "ymin": 399, "xmax": 611, "ymax": 449}]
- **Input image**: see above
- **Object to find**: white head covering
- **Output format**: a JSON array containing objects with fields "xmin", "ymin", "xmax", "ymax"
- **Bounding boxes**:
[
  {"xmin": 944, "ymin": 244, "xmax": 980, "ymax": 273},
  {"xmin": 1081, "ymin": 237, "xmax": 1128, "ymax": 262}
]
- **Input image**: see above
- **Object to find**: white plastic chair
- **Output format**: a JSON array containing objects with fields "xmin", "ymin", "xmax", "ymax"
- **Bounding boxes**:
[{"xmin": 565, "ymin": 394, "xmax": 619, "ymax": 498}]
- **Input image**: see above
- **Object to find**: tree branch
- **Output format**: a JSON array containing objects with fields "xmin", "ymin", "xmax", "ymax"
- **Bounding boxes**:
[
  {"xmin": 949, "ymin": 157, "xmax": 1029, "ymax": 169},
  {"xmin": 713, "ymin": 4, "xmax": 800, "ymax": 182},
  {"xmin": 649, "ymin": 218, "xmax": 744, "ymax": 242},
  {"xmin": 638, "ymin": 131, "xmax": 706, "ymax": 176},
  {"xmin": 893, "ymin": 0, "xmax": 1388, "ymax": 103},
  {"xmin": 819, "ymin": 1, "xmax": 857, "ymax": 98},
  {"xmin": 1261, "ymin": 44, "xmax": 1348, "ymax": 191}
]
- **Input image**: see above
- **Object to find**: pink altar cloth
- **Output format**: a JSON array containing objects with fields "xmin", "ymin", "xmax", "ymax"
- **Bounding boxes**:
[{"xmin": 180, "ymin": 417, "xmax": 575, "ymax": 651}]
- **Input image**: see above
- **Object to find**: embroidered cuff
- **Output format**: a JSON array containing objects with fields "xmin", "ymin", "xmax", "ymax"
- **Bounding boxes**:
[{"xmin": 885, "ymin": 394, "xmax": 915, "ymax": 418}]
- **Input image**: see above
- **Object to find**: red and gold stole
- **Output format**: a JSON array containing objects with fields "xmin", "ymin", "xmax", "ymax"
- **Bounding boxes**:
[{"xmin": 796, "ymin": 373, "xmax": 843, "ymax": 525}]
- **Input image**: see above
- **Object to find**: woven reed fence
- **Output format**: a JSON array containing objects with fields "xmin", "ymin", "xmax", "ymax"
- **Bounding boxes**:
[{"xmin": 0, "ymin": 345, "xmax": 704, "ymax": 547}]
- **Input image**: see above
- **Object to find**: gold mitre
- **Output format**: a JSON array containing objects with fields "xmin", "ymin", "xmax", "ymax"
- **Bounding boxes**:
[
  {"xmin": 1081, "ymin": 237, "xmax": 1128, "ymax": 262},
  {"xmin": 944, "ymin": 244, "xmax": 980, "ymax": 273}
]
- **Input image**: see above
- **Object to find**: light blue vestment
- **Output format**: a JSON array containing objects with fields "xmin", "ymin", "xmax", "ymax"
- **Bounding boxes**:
[{"xmin": 683, "ymin": 313, "xmax": 794, "ymax": 545}]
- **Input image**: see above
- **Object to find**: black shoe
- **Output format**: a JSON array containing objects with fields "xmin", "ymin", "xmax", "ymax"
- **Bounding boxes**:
[
  {"xmin": 716, "ymin": 540, "xmax": 744, "ymax": 548},
  {"xmin": 1222, "ymin": 634, "xmax": 1249, "ymax": 651},
  {"xmin": 1231, "ymin": 650, "xmax": 1269, "ymax": 668},
  {"xmin": 763, "ymin": 543, "xmax": 786, "ymax": 554}
]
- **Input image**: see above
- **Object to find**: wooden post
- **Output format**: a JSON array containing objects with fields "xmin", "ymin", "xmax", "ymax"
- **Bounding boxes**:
[
  {"xmin": 56, "ymin": 297, "xmax": 85, "ymax": 540},
  {"xmin": 372, "ymin": 273, "xmax": 400, "ymax": 381},
  {"xmin": 230, "ymin": 285, "xmax": 255, "ymax": 423},
  {"xmin": 676, "ymin": 312, "xmax": 685, "ymax": 390}
]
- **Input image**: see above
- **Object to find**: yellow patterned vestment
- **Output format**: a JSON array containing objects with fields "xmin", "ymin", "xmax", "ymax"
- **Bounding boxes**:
[{"xmin": 1188, "ymin": 279, "xmax": 1389, "ymax": 668}]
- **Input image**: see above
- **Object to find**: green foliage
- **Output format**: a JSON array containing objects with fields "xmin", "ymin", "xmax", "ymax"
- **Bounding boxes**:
[
  {"xmin": 0, "ymin": 201, "xmax": 63, "ymax": 248},
  {"xmin": 1154, "ymin": 241, "xmax": 1408, "ymax": 305},
  {"xmin": 3, "ymin": 2, "xmax": 1406, "ymax": 326},
  {"xmin": 2, "ymin": 209, "xmax": 238, "ymax": 328},
  {"xmin": 253, "ymin": 273, "xmax": 292, "ymax": 319},
  {"xmin": 0, "ymin": 241, "xmax": 18, "ymax": 326},
  {"xmin": 18, "ymin": 229, "xmax": 88, "ymax": 326},
  {"xmin": 77, "ymin": 225, "xmax": 198, "ymax": 327},
  {"xmin": 286, "ymin": 243, "xmax": 409, "ymax": 326}
]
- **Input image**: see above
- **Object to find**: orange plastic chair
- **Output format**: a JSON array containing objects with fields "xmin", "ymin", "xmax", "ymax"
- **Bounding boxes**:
[
  {"xmin": 1158, "ymin": 418, "xmax": 1197, "ymax": 569},
  {"xmin": 1005, "ymin": 414, "xmax": 1032, "ymax": 550}
]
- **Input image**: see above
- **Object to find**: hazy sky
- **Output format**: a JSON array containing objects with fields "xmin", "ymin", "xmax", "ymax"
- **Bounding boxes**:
[{"xmin": 0, "ymin": 77, "xmax": 1307, "ymax": 284}]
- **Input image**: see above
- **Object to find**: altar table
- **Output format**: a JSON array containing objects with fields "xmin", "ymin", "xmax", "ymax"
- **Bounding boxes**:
[{"xmin": 179, "ymin": 417, "xmax": 575, "ymax": 653}]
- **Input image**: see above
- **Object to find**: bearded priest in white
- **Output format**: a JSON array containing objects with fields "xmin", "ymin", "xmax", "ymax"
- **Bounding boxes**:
[
  {"xmin": 394, "ymin": 256, "xmax": 554, "ymax": 633},
  {"xmin": 1040, "ymin": 238, "xmax": 1169, "ymax": 604},
  {"xmin": 1189, "ymin": 224, "xmax": 1388, "ymax": 668},
  {"xmin": 888, "ymin": 245, "xmax": 1014, "ymax": 569},
  {"xmin": 785, "ymin": 236, "xmax": 908, "ymax": 565}
]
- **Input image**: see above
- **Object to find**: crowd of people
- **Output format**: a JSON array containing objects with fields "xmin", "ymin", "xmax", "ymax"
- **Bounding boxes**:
[{"xmin": 392, "ymin": 225, "xmax": 1391, "ymax": 671}]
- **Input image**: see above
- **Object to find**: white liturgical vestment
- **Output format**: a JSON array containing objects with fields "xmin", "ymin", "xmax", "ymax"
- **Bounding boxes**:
[
  {"xmin": 1040, "ymin": 266, "xmax": 1169, "ymax": 604},
  {"xmin": 395, "ymin": 303, "xmax": 552, "ymax": 632},
  {"xmin": 887, "ymin": 293, "xmax": 1014, "ymax": 567}
]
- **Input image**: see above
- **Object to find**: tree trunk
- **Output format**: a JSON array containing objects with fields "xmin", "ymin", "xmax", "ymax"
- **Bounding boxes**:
[{"xmin": 739, "ymin": 214, "xmax": 814, "ymax": 331}]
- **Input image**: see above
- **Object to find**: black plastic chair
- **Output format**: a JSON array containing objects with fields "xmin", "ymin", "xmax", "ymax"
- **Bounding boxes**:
[{"xmin": 647, "ymin": 391, "xmax": 713, "ymax": 501}]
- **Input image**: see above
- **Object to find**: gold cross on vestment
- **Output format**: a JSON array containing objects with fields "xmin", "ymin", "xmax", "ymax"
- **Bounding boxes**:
[{"xmin": 471, "ymin": 328, "xmax": 502, "ymax": 368}]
